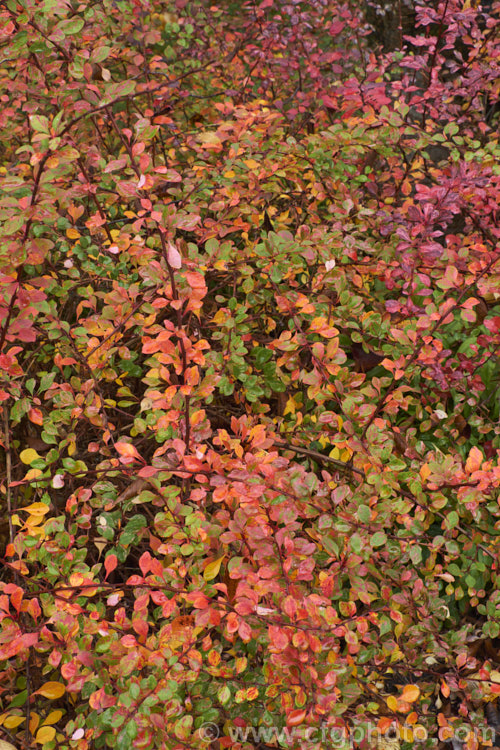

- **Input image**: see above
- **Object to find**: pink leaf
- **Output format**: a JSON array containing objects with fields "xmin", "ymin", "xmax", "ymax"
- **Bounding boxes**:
[{"xmin": 167, "ymin": 241, "xmax": 182, "ymax": 269}]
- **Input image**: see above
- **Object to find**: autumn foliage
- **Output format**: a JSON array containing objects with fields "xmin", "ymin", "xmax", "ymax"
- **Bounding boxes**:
[{"xmin": 0, "ymin": 0, "xmax": 499, "ymax": 748}]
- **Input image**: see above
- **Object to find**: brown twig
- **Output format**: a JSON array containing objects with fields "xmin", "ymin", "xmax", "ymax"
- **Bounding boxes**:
[
  {"xmin": 3, "ymin": 408, "xmax": 14, "ymax": 546},
  {"xmin": 274, "ymin": 439, "xmax": 364, "ymax": 477}
]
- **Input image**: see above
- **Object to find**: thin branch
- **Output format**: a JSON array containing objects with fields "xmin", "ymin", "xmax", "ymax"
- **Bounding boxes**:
[
  {"xmin": 274, "ymin": 439, "xmax": 364, "ymax": 477},
  {"xmin": 3, "ymin": 408, "xmax": 14, "ymax": 546}
]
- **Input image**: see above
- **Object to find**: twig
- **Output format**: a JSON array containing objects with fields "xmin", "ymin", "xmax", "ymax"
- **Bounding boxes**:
[
  {"xmin": 274, "ymin": 440, "xmax": 364, "ymax": 477},
  {"xmin": 3, "ymin": 408, "xmax": 14, "ymax": 545}
]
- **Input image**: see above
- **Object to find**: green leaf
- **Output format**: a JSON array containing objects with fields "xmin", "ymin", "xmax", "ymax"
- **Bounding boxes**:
[
  {"xmin": 57, "ymin": 17, "xmax": 85, "ymax": 35},
  {"xmin": 350, "ymin": 533, "xmax": 362, "ymax": 554},
  {"xmin": 371, "ymin": 532, "xmax": 387, "ymax": 548},
  {"xmin": 30, "ymin": 114, "xmax": 49, "ymax": 133},
  {"xmin": 357, "ymin": 505, "xmax": 371, "ymax": 524}
]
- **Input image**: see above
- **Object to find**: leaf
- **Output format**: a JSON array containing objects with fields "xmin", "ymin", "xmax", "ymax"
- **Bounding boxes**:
[
  {"xmin": 28, "ymin": 407, "xmax": 44, "ymax": 425},
  {"xmin": 167, "ymin": 241, "xmax": 182, "ymax": 269},
  {"xmin": 0, "ymin": 740, "xmax": 18, "ymax": 750},
  {"xmin": 371, "ymin": 531, "xmax": 387, "ymax": 547},
  {"xmin": 104, "ymin": 554, "xmax": 118, "ymax": 579},
  {"xmin": 42, "ymin": 709, "xmax": 63, "ymax": 725},
  {"xmin": 92, "ymin": 46, "xmax": 111, "ymax": 63},
  {"xmin": 102, "ymin": 80, "xmax": 136, "ymax": 105},
  {"xmin": 56, "ymin": 17, "xmax": 85, "ymax": 35},
  {"xmin": 35, "ymin": 726, "xmax": 56, "ymax": 744},
  {"xmin": 36, "ymin": 682, "xmax": 65, "ymax": 699},
  {"xmin": 25, "ymin": 468, "xmax": 43, "ymax": 481},
  {"xmin": 218, "ymin": 685, "xmax": 231, "ymax": 703},
  {"xmin": 174, "ymin": 715, "xmax": 193, "ymax": 740},
  {"xmin": 29, "ymin": 115, "xmax": 49, "ymax": 133},
  {"xmin": 203, "ymin": 555, "xmax": 225, "ymax": 582},
  {"xmin": 20, "ymin": 448, "xmax": 42, "ymax": 464},
  {"xmin": 3, "ymin": 715, "xmax": 25, "ymax": 728},
  {"xmin": 115, "ymin": 442, "xmax": 140, "ymax": 460},
  {"xmin": 401, "ymin": 684, "xmax": 420, "ymax": 703},
  {"xmin": 287, "ymin": 709, "xmax": 306, "ymax": 726},
  {"xmin": 465, "ymin": 446, "xmax": 483, "ymax": 473},
  {"xmin": 20, "ymin": 503, "xmax": 50, "ymax": 516},
  {"xmin": 198, "ymin": 131, "xmax": 221, "ymax": 146},
  {"xmin": 386, "ymin": 695, "xmax": 398, "ymax": 711}
]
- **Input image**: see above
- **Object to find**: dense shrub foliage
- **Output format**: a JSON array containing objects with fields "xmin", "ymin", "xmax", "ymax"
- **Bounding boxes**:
[{"xmin": 0, "ymin": 0, "xmax": 499, "ymax": 748}]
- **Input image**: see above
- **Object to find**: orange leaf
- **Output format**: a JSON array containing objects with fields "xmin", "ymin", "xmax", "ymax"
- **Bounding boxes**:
[
  {"xmin": 420, "ymin": 463, "xmax": 430, "ymax": 481},
  {"xmin": 401, "ymin": 684, "xmax": 420, "ymax": 703},
  {"xmin": 115, "ymin": 442, "xmax": 140, "ymax": 459},
  {"xmin": 377, "ymin": 717, "xmax": 394, "ymax": 733},
  {"xmin": 465, "ymin": 446, "xmax": 483, "ymax": 473},
  {"xmin": 28, "ymin": 407, "xmax": 44, "ymax": 426}
]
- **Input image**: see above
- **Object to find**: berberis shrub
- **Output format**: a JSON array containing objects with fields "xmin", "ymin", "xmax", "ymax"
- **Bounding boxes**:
[{"xmin": 0, "ymin": 0, "xmax": 499, "ymax": 748}]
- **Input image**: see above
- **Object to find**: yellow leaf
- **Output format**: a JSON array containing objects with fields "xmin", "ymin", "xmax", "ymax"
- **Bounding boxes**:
[
  {"xmin": 490, "ymin": 670, "xmax": 500, "ymax": 684},
  {"xmin": 386, "ymin": 696, "xmax": 398, "ymax": 711},
  {"xmin": 25, "ymin": 468, "xmax": 43, "ymax": 481},
  {"xmin": 0, "ymin": 740, "xmax": 18, "ymax": 750},
  {"xmin": 377, "ymin": 734, "xmax": 400, "ymax": 750},
  {"xmin": 67, "ymin": 440, "xmax": 76, "ymax": 456},
  {"xmin": 203, "ymin": 555, "xmax": 225, "ymax": 582},
  {"xmin": 3, "ymin": 714, "xmax": 25, "ymax": 728},
  {"xmin": 20, "ymin": 448, "xmax": 42, "ymax": 464},
  {"xmin": 283, "ymin": 396, "xmax": 297, "ymax": 416},
  {"xmin": 20, "ymin": 503, "xmax": 50, "ymax": 516},
  {"xmin": 36, "ymin": 726, "xmax": 56, "ymax": 744},
  {"xmin": 37, "ymin": 682, "xmax": 65, "ymax": 700},
  {"xmin": 198, "ymin": 131, "xmax": 221, "ymax": 145},
  {"xmin": 244, "ymin": 159, "xmax": 260, "ymax": 169},
  {"xmin": 401, "ymin": 684, "xmax": 420, "ymax": 703},
  {"xmin": 66, "ymin": 228, "xmax": 80, "ymax": 239},
  {"xmin": 398, "ymin": 725, "xmax": 413, "ymax": 742},
  {"xmin": 41, "ymin": 710, "xmax": 63, "ymax": 726}
]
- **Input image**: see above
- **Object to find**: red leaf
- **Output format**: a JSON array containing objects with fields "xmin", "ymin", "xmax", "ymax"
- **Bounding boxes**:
[
  {"xmin": 104, "ymin": 555, "xmax": 117, "ymax": 579},
  {"xmin": 287, "ymin": 709, "xmax": 306, "ymax": 726}
]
